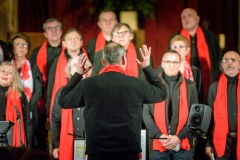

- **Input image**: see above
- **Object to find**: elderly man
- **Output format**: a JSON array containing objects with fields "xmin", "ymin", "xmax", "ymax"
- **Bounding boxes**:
[
  {"xmin": 58, "ymin": 42, "xmax": 167, "ymax": 160},
  {"xmin": 170, "ymin": 8, "xmax": 222, "ymax": 102},
  {"xmin": 29, "ymin": 18, "xmax": 64, "ymax": 151},
  {"xmin": 205, "ymin": 51, "xmax": 240, "ymax": 160}
]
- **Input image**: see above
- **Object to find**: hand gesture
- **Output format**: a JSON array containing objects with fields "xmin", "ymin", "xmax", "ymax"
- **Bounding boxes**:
[
  {"xmin": 135, "ymin": 45, "xmax": 151, "ymax": 68},
  {"xmin": 77, "ymin": 53, "xmax": 93, "ymax": 75}
]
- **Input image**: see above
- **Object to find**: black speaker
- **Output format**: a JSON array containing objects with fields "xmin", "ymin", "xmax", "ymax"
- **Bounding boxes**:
[{"xmin": 187, "ymin": 104, "xmax": 212, "ymax": 134}]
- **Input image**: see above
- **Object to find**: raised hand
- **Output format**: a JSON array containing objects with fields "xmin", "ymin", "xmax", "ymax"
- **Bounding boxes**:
[
  {"xmin": 77, "ymin": 53, "xmax": 93, "ymax": 75},
  {"xmin": 135, "ymin": 45, "xmax": 151, "ymax": 68}
]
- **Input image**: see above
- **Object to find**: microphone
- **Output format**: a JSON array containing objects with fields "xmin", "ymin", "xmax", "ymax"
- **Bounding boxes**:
[{"xmin": 14, "ymin": 106, "xmax": 21, "ymax": 122}]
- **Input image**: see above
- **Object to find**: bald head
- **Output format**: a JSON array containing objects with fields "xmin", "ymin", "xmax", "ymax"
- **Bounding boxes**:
[
  {"xmin": 221, "ymin": 51, "xmax": 240, "ymax": 77},
  {"xmin": 181, "ymin": 8, "xmax": 200, "ymax": 35}
]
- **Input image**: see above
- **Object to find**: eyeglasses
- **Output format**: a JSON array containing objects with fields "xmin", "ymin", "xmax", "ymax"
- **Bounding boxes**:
[
  {"xmin": 162, "ymin": 60, "xmax": 180, "ymax": 65},
  {"xmin": 170, "ymin": 45, "xmax": 187, "ymax": 50},
  {"xmin": 113, "ymin": 31, "xmax": 130, "ymax": 37},
  {"xmin": 14, "ymin": 42, "xmax": 28, "ymax": 48},
  {"xmin": 46, "ymin": 26, "xmax": 61, "ymax": 31},
  {"xmin": 221, "ymin": 58, "xmax": 239, "ymax": 64}
]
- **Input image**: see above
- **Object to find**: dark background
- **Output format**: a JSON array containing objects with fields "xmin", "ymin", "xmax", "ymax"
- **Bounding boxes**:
[{"xmin": 18, "ymin": 0, "xmax": 238, "ymax": 68}]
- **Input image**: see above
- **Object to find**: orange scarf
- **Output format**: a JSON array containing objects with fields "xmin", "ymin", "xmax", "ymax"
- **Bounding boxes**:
[
  {"xmin": 125, "ymin": 42, "xmax": 138, "ymax": 77},
  {"xmin": 153, "ymin": 76, "xmax": 190, "ymax": 151},
  {"xmin": 6, "ymin": 88, "xmax": 26, "ymax": 147},
  {"xmin": 95, "ymin": 32, "xmax": 106, "ymax": 52},
  {"xmin": 180, "ymin": 27, "xmax": 211, "ymax": 101},
  {"xmin": 213, "ymin": 73, "xmax": 240, "ymax": 158}
]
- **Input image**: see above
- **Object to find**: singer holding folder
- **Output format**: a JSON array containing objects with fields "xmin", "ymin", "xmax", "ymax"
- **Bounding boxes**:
[{"xmin": 0, "ymin": 62, "xmax": 32, "ymax": 148}]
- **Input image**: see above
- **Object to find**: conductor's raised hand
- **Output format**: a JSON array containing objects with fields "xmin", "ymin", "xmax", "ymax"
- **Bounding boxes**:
[
  {"xmin": 135, "ymin": 45, "xmax": 151, "ymax": 68},
  {"xmin": 77, "ymin": 53, "xmax": 92, "ymax": 75}
]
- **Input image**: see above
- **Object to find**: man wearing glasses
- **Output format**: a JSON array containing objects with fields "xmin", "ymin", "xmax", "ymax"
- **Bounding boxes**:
[
  {"xmin": 143, "ymin": 50, "xmax": 198, "ymax": 160},
  {"xmin": 29, "ymin": 18, "xmax": 63, "ymax": 151},
  {"xmin": 205, "ymin": 51, "xmax": 240, "ymax": 160},
  {"xmin": 92, "ymin": 22, "xmax": 154, "ymax": 80}
]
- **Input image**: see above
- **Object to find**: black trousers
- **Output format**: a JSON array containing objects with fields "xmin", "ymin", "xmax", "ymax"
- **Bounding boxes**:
[
  {"xmin": 88, "ymin": 153, "xmax": 139, "ymax": 160},
  {"xmin": 215, "ymin": 136, "xmax": 236, "ymax": 160}
]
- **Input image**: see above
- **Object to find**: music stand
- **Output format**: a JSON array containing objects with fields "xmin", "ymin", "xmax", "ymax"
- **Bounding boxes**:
[{"xmin": 0, "ymin": 121, "xmax": 14, "ymax": 146}]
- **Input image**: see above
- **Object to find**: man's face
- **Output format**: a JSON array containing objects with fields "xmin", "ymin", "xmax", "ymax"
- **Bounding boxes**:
[
  {"xmin": 181, "ymin": 8, "xmax": 199, "ymax": 31},
  {"xmin": 63, "ymin": 31, "xmax": 82, "ymax": 53},
  {"xmin": 98, "ymin": 12, "xmax": 118, "ymax": 35},
  {"xmin": 221, "ymin": 51, "xmax": 240, "ymax": 77},
  {"xmin": 161, "ymin": 53, "xmax": 181, "ymax": 77},
  {"xmin": 44, "ymin": 21, "xmax": 62, "ymax": 44},
  {"xmin": 112, "ymin": 25, "xmax": 133, "ymax": 49}
]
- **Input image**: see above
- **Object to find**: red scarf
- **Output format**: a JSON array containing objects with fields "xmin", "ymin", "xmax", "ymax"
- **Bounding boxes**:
[
  {"xmin": 125, "ymin": 42, "xmax": 138, "ymax": 77},
  {"xmin": 6, "ymin": 88, "xmax": 26, "ymax": 146},
  {"xmin": 183, "ymin": 62, "xmax": 194, "ymax": 81},
  {"xmin": 50, "ymin": 47, "xmax": 88, "ymax": 160},
  {"xmin": 36, "ymin": 41, "xmax": 64, "ymax": 114},
  {"xmin": 12, "ymin": 58, "xmax": 33, "ymax": 102},
  {"xmin": 153, "ymin": 77, "xmax": 190, "ymax": 151},
  {"xmin": 213, "ymin": 73, "xmax": 240, "ymax": 158},
  {"xmin": 180, "ymin": 27, "xmax": 211, "ymax": 101},
  {"xmin": 95, "ymin": 32, "xmax": 106, "ymax": 52},
  {"xmin": 98, "ymin": 65, "xmax": 125, "ymax": 75}
]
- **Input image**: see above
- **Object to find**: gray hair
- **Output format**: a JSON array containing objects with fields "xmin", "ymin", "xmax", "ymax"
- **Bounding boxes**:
[
  {"xmin": 43, "ymin": 18, "xmax": 62, "ymax": 31},
  {"xmin": 102, "ymin": 42, "xmax": 126, "ymax": 65}
]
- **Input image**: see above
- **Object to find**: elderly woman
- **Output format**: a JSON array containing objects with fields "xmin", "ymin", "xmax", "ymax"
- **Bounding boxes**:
[
  {"xmin": 0, "ymin": 62, "xmax": 32, "ymax": 147},
  {"xmin": 168, "ymin": 34, "xmax": 203, "ymax": 103},
  {"xmin": 51, "ymin": 56, "xmax": 86, "ymax": 160},
  {"xmin": 8, "ymin": 33, "xmax": 42, "ymax": 149}
]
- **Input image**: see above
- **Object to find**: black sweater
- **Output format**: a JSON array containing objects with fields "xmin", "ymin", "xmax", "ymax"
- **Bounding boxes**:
[{"xmin": 58, "ymin": 66, "xmax": 167, "ymax": 155}]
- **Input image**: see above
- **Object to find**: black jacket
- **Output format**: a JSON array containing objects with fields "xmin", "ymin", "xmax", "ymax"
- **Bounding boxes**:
[
  {"xmin": 29, "ymin": 64, "xmax": 43, "ymax": 130},
  {"xmin": 157, "ymin": 65, "xmax": 203, "ymax": 103},
  {"xmin": 51, "ymin": 88, "xmax": 85, "ymax": 149},
  {"xmin": 0, "ymin": 86, "xmax": 32, "ymax": 148},
  {"xmin": 0, "ymin": 40, "xmax": 10, "ymax": 61},
  {"xmin": 58, "ymin": 66, "xmax": 167, "ymax": 155},
  {"xmin": 143, "ymin": 71, "xmax": 198, "ymax": 147}
]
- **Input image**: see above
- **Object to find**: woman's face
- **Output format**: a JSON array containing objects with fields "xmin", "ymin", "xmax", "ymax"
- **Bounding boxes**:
[
  {"xmin": 170, "ymin": 40, "xmax": 190, "ymax": 61},
  {"xmin": 0, "ymin": 66, "xmax": 15, "ymax": 87},
  {"xmin": 13, "ymin": 38, "xmax": 28, "ymax": 59}
]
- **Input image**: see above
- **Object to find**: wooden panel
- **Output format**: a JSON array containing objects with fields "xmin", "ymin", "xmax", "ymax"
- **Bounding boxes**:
[{"xmin": 23, "ymin": 32, "xmax": 46, "ymax": 58}]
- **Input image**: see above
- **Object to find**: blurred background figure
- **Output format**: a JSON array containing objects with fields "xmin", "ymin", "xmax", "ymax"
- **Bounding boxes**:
[{"xmin": 8, "ymin": 32, "xmax": 43, "ymax": 150}]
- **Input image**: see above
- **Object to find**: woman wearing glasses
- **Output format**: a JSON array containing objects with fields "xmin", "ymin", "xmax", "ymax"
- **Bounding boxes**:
[
  {"xmin": 168, "ymin": 34, "xmax": 203, "ymax": 103},
  {"xmin": 8, "ymin": 33, "xmax": 43, "ymax": 149}
]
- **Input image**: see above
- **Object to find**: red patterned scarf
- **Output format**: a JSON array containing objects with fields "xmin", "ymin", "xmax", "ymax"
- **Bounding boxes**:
[
  {"xmin": 12, "ymin": 58, "xmax": 33, "ymax": 102},
  {"xmin": 183, "ymin": 62, "xmax": 194, "ymax": 81},
  {"xmin": 153, "ymin": 76, "xmax": 190, "ymax": 151},
  {"xmin": 213, "ymin": 73, "xmax": 240, "ymax": 158},
  {"xmin": 95, "ymin": 32, "xmax": 106, "ymax": 52},
  {"xmin": 125, "ymin": 42, "xmax": 138, "ymax": 77},
  {"xmin": 6, "ymin": 88, "xmax": 26, "ymax": 146},
  {"xmin": 180, "ymin": 27, "xmax": 211, "ymax": 101}
]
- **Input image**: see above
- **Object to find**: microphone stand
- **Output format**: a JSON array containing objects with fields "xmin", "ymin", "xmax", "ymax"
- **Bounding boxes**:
[{"xmin": 14, "ymin": 106, "xmax": 23, "ymax": 147}]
